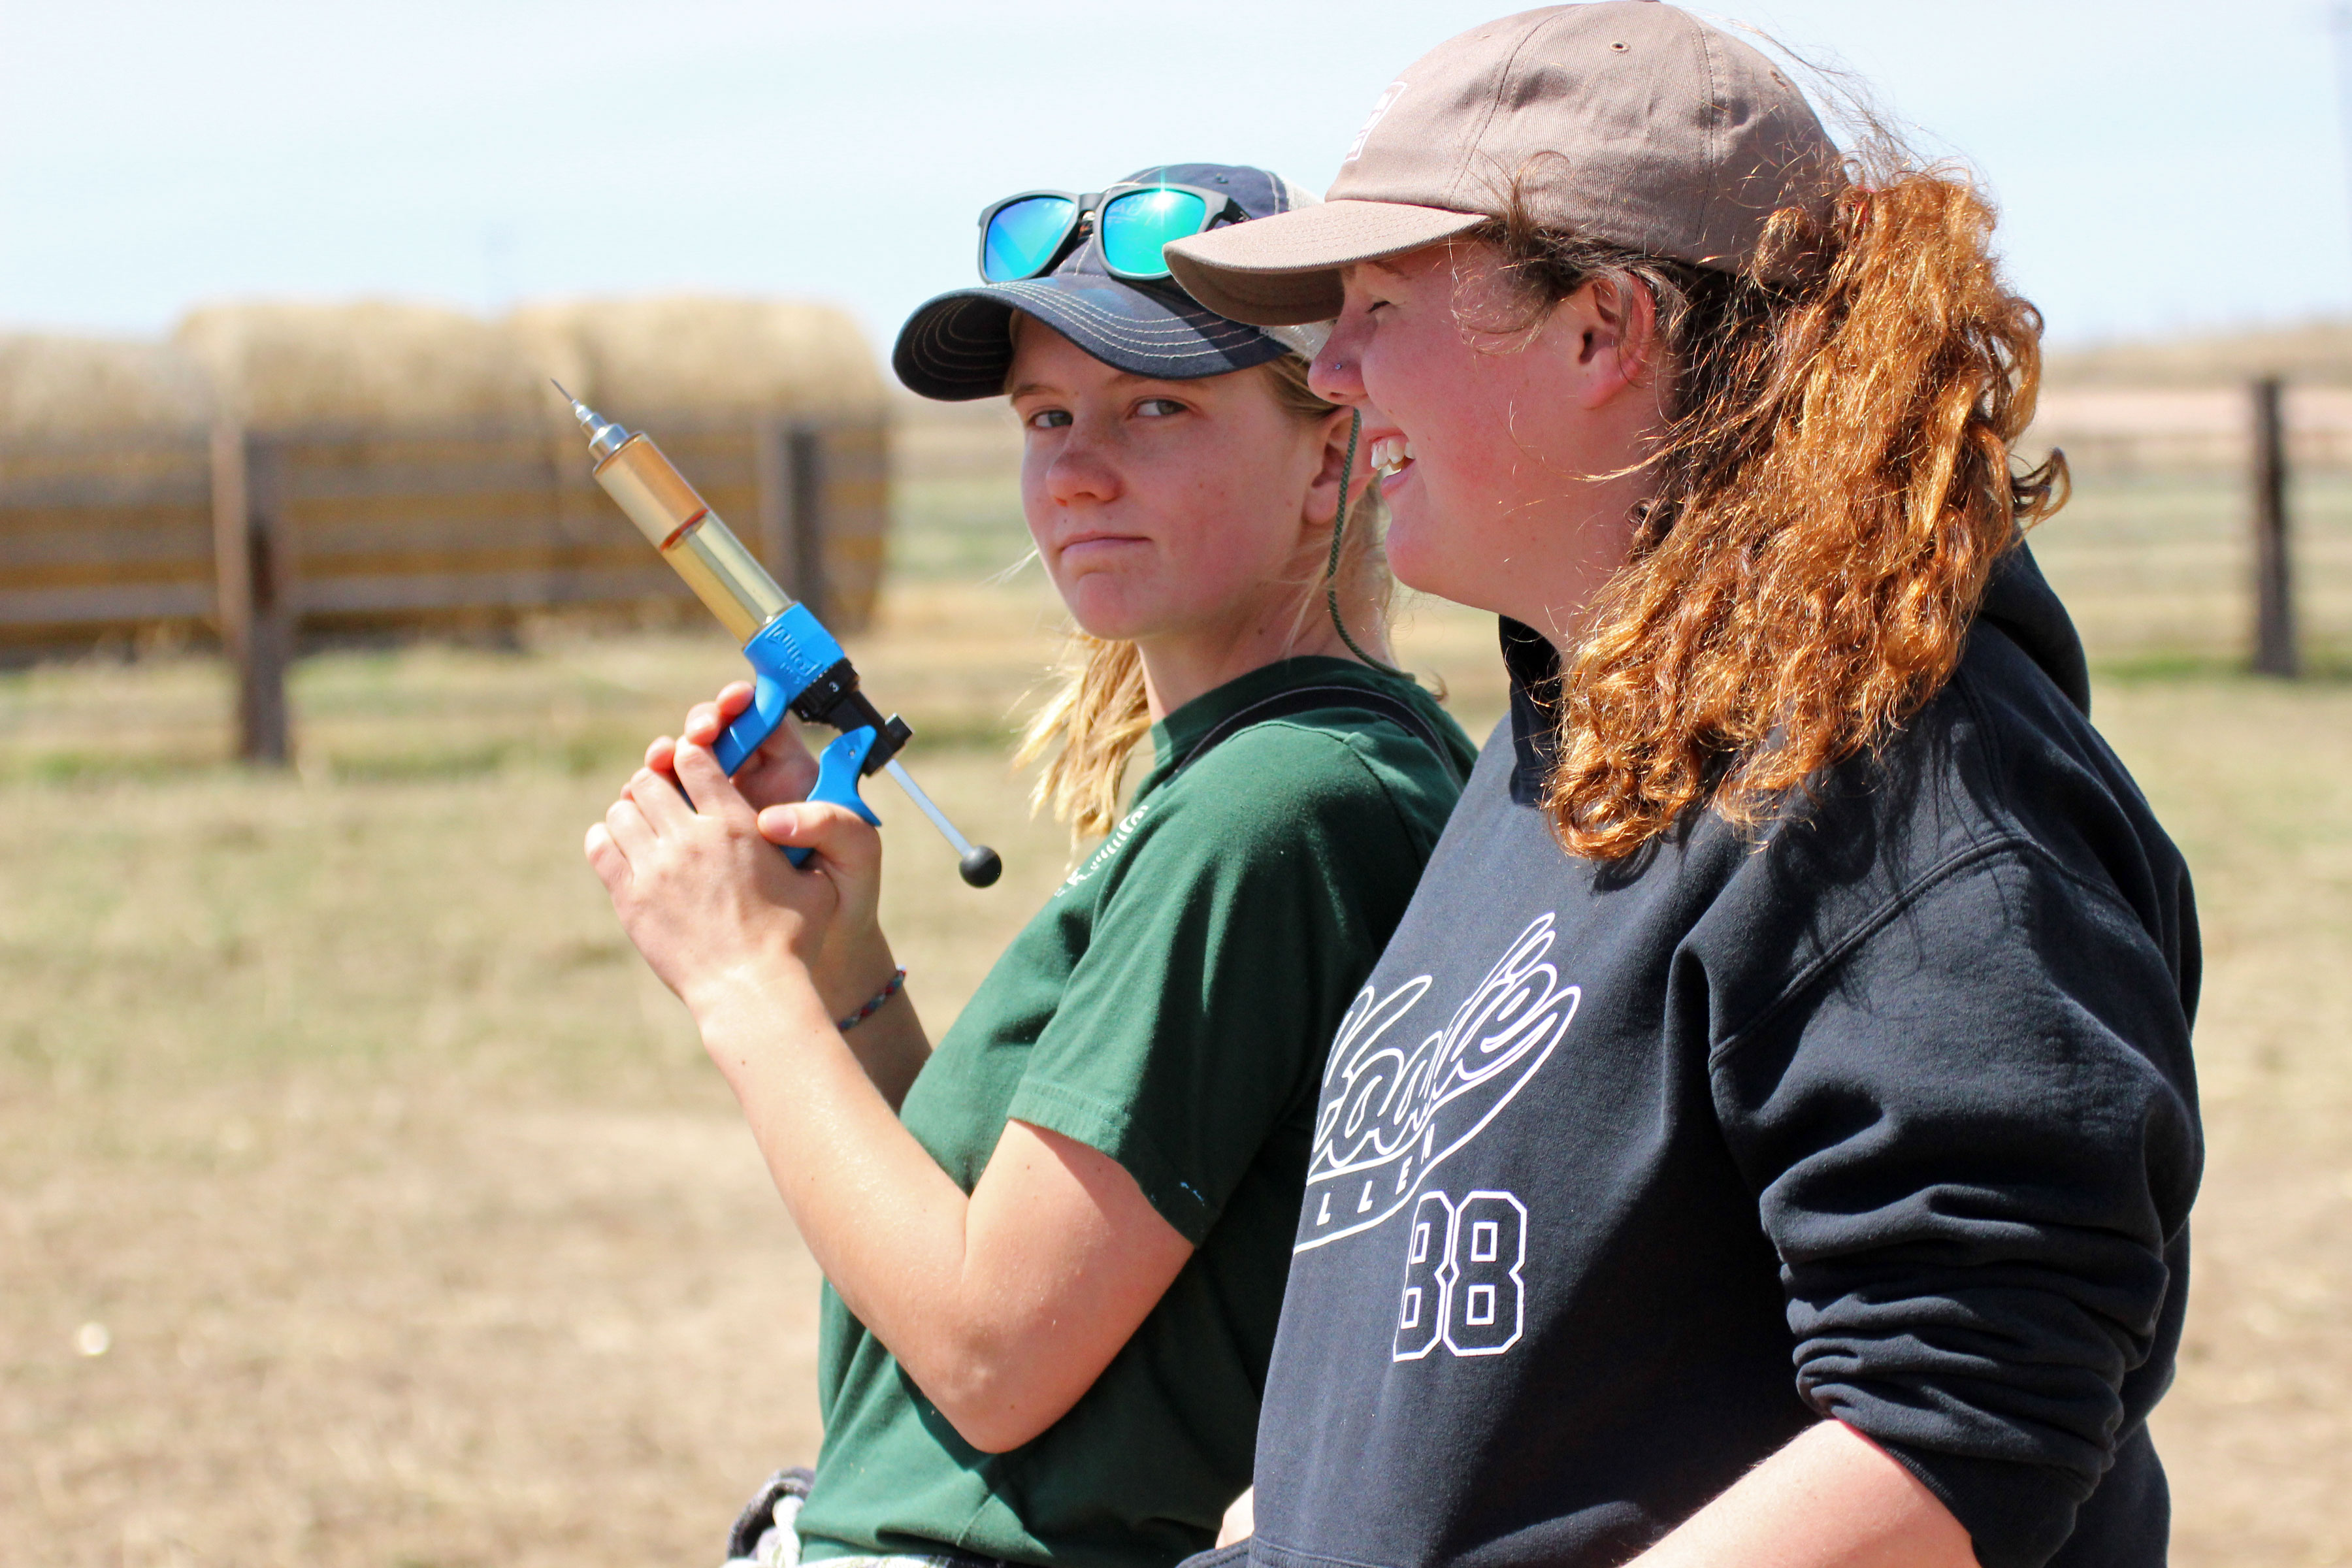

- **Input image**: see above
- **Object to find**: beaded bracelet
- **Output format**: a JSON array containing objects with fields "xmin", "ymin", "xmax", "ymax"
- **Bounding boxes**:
[{"xmin": 838, "ymin": 967, "xmax": 907, "ymax": 1033}]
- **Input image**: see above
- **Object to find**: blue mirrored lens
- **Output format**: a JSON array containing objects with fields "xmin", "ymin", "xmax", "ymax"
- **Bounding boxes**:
[
  {"xmin": 983, "ymin": 196, "xmax": 1078, "ymax": 282},
  {"xmin": 1100, "ymin": 189, "xmax": 1209, "ymax": 276}
]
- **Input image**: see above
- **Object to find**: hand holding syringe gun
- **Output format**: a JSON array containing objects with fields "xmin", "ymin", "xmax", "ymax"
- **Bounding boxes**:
[{"xmin": 557, "ymin": 383, "xmax": 1000, "ymax": 888}]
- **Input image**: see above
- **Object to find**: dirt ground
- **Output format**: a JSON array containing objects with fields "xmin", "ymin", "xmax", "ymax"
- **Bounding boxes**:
[{"xmin": 3, "ymin": 563, "xmax": 2348, "ymax": 1565}]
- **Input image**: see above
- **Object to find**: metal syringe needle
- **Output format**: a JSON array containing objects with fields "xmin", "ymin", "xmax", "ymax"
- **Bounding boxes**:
[{"xmin": 553, "ymin": 380, "xmax": 634, "ymax": 465}]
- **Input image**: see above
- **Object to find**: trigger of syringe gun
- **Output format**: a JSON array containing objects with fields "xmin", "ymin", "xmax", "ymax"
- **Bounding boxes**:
[{"xmin": 557, "ymin": 382, "xmax": 1002, "ymax": 889}]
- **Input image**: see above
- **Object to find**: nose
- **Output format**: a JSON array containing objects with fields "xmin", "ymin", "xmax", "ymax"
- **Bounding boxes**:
[
  {"xmin": 1042, "ymin": 425, "xmax": 1121, "ymax": 508},
  {"xmin": 1311, "ymin": 311, "xmax": 1371, "ymax": 406}
]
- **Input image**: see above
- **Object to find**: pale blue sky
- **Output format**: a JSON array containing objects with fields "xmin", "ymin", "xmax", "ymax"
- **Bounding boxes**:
[{"xmin": 3, "ymin": 0, "xmax": 2345, "ymax": 352}]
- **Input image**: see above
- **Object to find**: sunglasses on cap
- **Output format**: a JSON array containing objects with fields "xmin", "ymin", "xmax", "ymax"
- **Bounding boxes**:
[{"xmin": 977, "ymin": 182, "xmax": 1248, "ymax": 284}]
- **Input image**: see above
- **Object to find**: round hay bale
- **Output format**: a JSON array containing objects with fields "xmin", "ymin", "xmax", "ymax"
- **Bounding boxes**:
[
  {"xmin": 0, "ymin": 335, "xmax": 214, "ymax": 440},
  {"xmin": 2044, "ymin": 319, "xmax": 2352, "ymax": 389},
  {"xmin": 173, "ymin": 299, "xmax": 544, "ymax": 433},
  {"xmin": 505, "ymin": 297, "xmax": 885, "ymax": 423}
]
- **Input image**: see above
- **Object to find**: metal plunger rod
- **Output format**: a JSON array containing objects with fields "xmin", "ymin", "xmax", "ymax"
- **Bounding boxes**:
[
  {"xmin": 889, "ymin": 762, "xmax": 1006, "ymax": 888},
  {"xmin": 889, "ymin": 760, "xmax": 981, "ymax": 855}
]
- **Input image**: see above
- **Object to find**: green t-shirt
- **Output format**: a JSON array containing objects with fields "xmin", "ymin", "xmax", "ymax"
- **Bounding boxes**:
[{"xmin": 797, "ymin": 657, "xmax": 1475, "ymax": 1568}]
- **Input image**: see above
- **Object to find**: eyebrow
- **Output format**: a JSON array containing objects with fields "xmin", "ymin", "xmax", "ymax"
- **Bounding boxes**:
[{"xmin": 1008, "ymin": 371, "xmax": 1173, "ymax": 401}]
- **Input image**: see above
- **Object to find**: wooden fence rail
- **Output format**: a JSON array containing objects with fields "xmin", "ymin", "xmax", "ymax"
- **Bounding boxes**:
[{"xmin": 0, "ymin": 414, "xmax": 889, "ymax": 762}]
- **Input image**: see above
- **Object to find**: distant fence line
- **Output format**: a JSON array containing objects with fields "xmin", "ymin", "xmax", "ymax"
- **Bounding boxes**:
[
  {"xmin": 0, "ymin": 415, "xmax": 888, "ymax": 760},
  {"xmin": 2025, "ymin": 385, "xmax": 2352, "ymax": 473},
  {"xmin": 5, "ymin": 378, "xmax": 2345, "ymax": 770},
  {"xmin": 899, "ymin": 384, "xmax": 2352, "ymax": 675},
  {"xmin": 2012, "ymin": 381, "xmax": 2351, "ymax": 676},
  {"xmin": 892, "ymin": 385, "xmax": 2352, "ymax": 481}
]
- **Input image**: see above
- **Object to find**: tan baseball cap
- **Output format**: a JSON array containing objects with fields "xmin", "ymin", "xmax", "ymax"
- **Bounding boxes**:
[{"xmin": 1164, "ymin": 1, "xmax": 1838, "ymax": 325}]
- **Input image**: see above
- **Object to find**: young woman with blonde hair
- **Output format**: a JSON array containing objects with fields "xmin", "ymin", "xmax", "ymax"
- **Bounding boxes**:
[
  {"xmin": 1167, "ymin": 10, "xmax": 2199, "ymax": 1568},
  {"xmin": 585, "ymin": 163, "xmax": 1473, "ymax": 1568}
]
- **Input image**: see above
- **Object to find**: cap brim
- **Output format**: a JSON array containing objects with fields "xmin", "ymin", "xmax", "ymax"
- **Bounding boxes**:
[
  {"xmin": 1165, "ymin": 201, "xmax": 1488, "ymax": 325},
  {"xmin": 892, "ymin": 274, "xmax": 1295, "ymax": 400}
]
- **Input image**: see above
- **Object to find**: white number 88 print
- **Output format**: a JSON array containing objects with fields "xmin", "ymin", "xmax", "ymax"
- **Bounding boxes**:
[{"xmin": 1392, "ymin": 1190, "xmax": 1527, "ymax": 1360}]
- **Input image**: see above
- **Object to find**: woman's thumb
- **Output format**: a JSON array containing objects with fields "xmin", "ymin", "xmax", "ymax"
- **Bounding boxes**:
[{"xmin": 758, "ymin": 801, "xmax": 881, "ymax": 874}]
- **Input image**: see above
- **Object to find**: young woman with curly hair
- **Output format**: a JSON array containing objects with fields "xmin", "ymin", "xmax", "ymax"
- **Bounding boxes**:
[{"xmin": 1165, "ymin": 8, "xmax": 2199, "ymax": 1568}]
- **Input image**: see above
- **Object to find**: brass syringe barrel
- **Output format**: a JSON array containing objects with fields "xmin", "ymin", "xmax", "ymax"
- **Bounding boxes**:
[{"xmin": 593, "ymin": 432, "xmax": 790, "ymax": 645}]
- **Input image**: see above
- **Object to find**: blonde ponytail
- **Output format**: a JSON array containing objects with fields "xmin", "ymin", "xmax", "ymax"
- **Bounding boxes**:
[{"xmin": 1015, "ymin": 633, "xmax": 1154, "ymax": 841}]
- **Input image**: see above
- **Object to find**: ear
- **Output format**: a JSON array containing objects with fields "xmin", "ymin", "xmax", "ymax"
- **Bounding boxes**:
[
  {"xmin": 1564, "ymin": 276, "xmax": 1661, "ymax": 410},
  {"xmin": 1303, "ymin": 406, "xmax": 1375, "ymax": 529}
]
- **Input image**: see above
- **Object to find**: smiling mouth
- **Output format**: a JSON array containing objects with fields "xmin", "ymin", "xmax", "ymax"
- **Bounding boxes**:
[{"xmin": 1367, "ymin": 434, "xmax": 1415, "ymax": 478}]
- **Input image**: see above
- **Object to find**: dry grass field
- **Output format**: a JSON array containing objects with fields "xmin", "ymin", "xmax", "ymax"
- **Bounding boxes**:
[{"xmin": 4, "ymin": 457, "xmax": 2349, "ymax": 1567}]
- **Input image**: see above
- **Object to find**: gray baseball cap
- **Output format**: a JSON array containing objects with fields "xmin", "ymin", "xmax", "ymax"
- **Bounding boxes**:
[
  {"xmin": 894, "ymin": 163, "xmax": 1330, "ymax": 401},
  {"xmin": 1164, "ymin": 2, "xmax": 1838, "ymax": 325}
]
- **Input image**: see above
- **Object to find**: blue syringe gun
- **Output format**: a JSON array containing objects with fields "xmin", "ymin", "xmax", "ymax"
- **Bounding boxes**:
[{"xmin": 559, "ymin": 385, "xmax": 1002, "ymax": 888}]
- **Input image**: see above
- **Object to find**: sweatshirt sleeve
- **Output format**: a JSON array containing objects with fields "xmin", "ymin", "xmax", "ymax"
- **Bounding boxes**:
[{"xmin": 1707, "ymin": 843, "xmax": 2200, "ymax": 1568}]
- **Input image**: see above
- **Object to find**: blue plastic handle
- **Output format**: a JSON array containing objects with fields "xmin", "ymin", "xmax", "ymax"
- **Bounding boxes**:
[
  {"xmin": 783, "ymin": 725, "xmax": 883, "ymax": 868},
  {"xmin": 715, "ymin": 605, "xmax": 852, "ymax": 772},
  {"xmin": 714, "ymin": 672, "xmax": 791, "ymax": 774},
  {"xmin": 706, "ymin": 605, "xmax": 875, "ymax": 864}
]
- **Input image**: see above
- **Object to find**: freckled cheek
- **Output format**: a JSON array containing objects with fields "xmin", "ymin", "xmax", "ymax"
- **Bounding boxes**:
[
  {"xmin": 1019, "ymin": 464, "xmax": 1056, "ymax": 540},
  {"xmin": 1123, "ymin": 444, "xmax": 1244, "ymax": 530},
  {"xmin": 1373, "ymin": 340, "xmax": 1466, "ymax": 460},
  {"xmin": 1416, "ymin": 353, "xmax": 1523, "ymax": 493},
  {"xmin": 1148, "ymin": 504, "xmax": 1238, "ymax": 588},
  {"xmin": 1154, "ymin": 503, "xmax": 1272, "ymax": 609},
  {"xmin": 1405, "ymin": 406, "xmax": 1483, "ymax": 500}
]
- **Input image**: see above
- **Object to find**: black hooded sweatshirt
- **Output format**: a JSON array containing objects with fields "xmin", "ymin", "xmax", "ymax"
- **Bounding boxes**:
[{"xmin": 1238, "ymin": 547, "xmax": 2201, "ymax": 1568}]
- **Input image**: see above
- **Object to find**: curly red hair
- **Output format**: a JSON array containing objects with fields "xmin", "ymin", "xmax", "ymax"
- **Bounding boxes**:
[{"xmin": 1484, "ymin": 150, "xmax": 2067, "ymax": 859}]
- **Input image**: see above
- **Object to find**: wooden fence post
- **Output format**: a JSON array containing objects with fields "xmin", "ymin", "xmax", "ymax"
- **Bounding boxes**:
[
  {"xmin": 210, "ymin": 425, "xmax": 293, "ymax": 762},
  {"xmin": 790, "ymin": 425, "xmax": 828, "ymax": 625},
  {"xmin": 2251, "ymin": 377, "xmax": 2297, "ymax": 678},
  {"xmin": 755, "ymin": 419, "xmax": 828, "ymax": 622}
]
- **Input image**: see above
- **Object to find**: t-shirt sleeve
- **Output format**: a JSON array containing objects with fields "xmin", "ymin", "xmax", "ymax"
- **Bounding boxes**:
[
  {"xmin": 1709, "ymin": 845, "xmax": 2200, "ymax": 1568},
  {"xmin": 1009, "ymin": 726, "xmax": 1422, "ymax": 1246}
]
